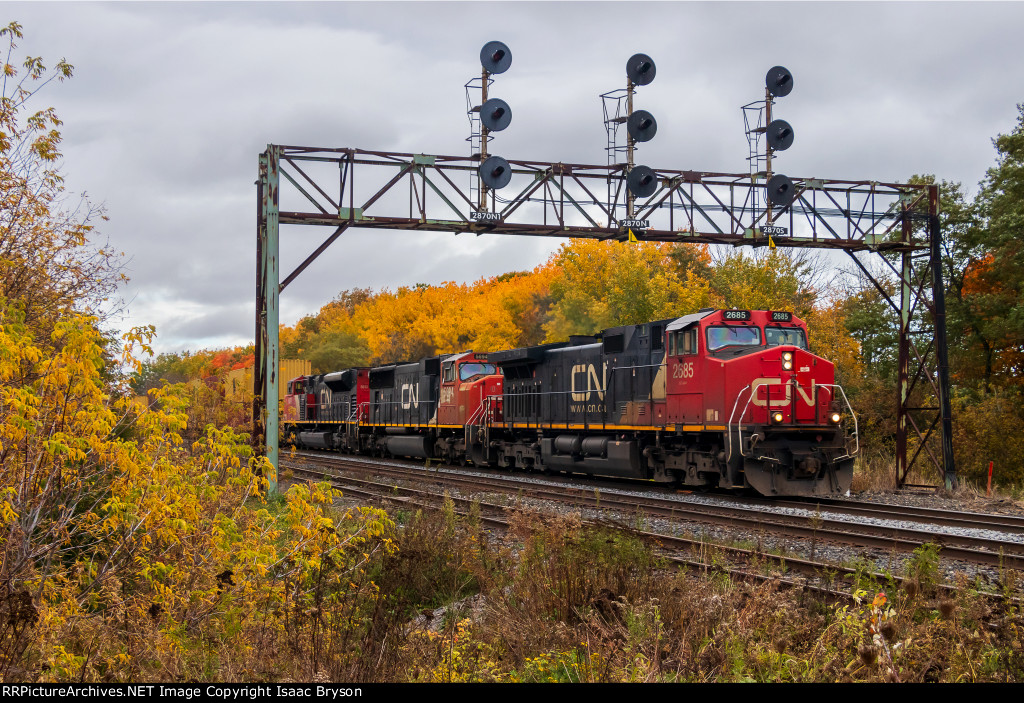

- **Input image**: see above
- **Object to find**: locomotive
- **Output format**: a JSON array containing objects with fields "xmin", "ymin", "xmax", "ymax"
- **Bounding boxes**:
[{"xmin": 282, "ymin": 309, "xmax": 857, "ymax": 497}]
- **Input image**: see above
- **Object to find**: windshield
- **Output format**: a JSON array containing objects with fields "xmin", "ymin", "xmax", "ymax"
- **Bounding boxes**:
[
  {"xmin": 459, "ymin": 362, "xmax": 497, "ymax": 381},
  {"xmin": 706, "ymin": 325, "xmax": 762, "ymax": 351},
  {"xmin": 765, "ymin": 327, "xmax": 808, "ymax": 349}
]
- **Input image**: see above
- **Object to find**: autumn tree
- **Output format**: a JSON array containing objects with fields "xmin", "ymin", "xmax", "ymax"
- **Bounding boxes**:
[
  {"xmin": 708, "ymin": 248, "xmax": 818, "ymax": 318},
  {"xmin": 0, "ymin": 25, "xmax": 406, "ymax": 681},
  {"xmin": 950, "ymin": 107, "xmax": 1024, "ymax": 389},
  {"xmin": 0, "ymin": 22, "xmax": 124, "ymax": 336},
  {"xmin": 543, "ymin": 239, "xmax": 714, "ymax": 340}
]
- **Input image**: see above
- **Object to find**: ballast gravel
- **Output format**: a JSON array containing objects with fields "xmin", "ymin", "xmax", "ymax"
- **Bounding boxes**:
[{"xmin": 292, "ymin": 452, "xmax": 1023, "ymax": 587}]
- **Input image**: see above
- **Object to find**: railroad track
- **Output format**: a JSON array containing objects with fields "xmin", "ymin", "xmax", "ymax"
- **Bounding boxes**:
[
  {"xmin": 284, "ymin": 451, "xmax": 1024, "ymax": 572},
  {"xmin": 282, "ymin": 460, "xmax": 873, "ymax": 602},
  {"xmin": 282, "ymin": 456, "xmax": 1021, "ymax": 608},
  {"xmin": 758, "ymin": 495, "xmax": 1024, "ymax": 534}
]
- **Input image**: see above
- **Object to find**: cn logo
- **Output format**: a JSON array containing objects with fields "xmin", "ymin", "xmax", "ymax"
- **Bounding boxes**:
[
  {"xmin": 319, "ymin": 388, "xmax": 333, "ymax": 407},
  {"xmin": 401, "ymin": 383, "xmax": 419, "ymax": 410},
  {"xmin": 571, "ymin": 363, "xmax": 607, "ymax": 401},
  {"xmin": 750, "ymin": 377, "xmax": 817, "ymax": 407}
]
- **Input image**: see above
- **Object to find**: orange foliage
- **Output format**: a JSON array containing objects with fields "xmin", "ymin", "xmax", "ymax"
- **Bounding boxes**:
[
  {"xmin": 958, "ymin": 254, "xmax": 1024, "ymax": 384},
  {"xmin": 961, "ymin": 253, "xmax": 994, "ymax": 297},
  {"xmin": 804, "ymin": 302, "xmax": 864, "ymax": 385},
  {"xmin": 349, "ymin": 263, "xmax": 557, "ymax": 362},
  {"xmin": 273, "ymin": 240, "xmax": 863, "ymax": 384}
]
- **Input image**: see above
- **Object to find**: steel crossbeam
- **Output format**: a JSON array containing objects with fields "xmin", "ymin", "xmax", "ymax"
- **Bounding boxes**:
[{"xmin": 256, "ymin": 145, "xmax": 955, "ymax": 492}]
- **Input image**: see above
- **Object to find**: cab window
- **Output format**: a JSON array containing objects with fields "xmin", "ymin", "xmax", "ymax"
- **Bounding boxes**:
[
  {"xmin": 706, "ymin": 325, "xmax": 762, "ymax": 351},
  {"xmin": 765, "ymin": 326, "xmax": 808, "ymax": 349},
  {"xmin": 443, "ymin": 363, "xmax": 455, "ymax": 383},
  {"xmin": 459, "ymin": 362, "xmax": 496, "ymax": 381},
  {"xmin": 681, "ymin": 328, "xmax": 698, "ymax": 354},
  {"xmin": 670, "ymin": 328, "xmax": 699, "ymax": 355}
]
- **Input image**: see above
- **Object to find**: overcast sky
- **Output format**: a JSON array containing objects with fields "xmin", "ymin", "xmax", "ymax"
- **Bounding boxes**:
[{"xmin": 8, "ymin": 1, "xmax": 1024, "ymax": 354}]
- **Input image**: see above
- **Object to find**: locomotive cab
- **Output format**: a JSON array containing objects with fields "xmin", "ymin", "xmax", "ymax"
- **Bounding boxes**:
[
  {"xmin": 283, "ymin": 375, "xmax": 316, "ymax": 422},
  {"xmin": 437, "ymin": 352, "xmax": 503, "ymax": 426},
  {"xmin": 664, "ymin": 309, "xmax": 856, "ymax": 496}
]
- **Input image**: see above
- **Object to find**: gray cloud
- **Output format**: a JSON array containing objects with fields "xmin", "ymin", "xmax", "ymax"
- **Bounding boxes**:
[{"xmin": 7, "ymin": 1, "xmax": 1024, "ymax": 353}]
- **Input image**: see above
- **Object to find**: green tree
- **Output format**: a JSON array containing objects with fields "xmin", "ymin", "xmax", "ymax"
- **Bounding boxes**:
[
  {"xmin": 959, "ymin": 105, "xmax": 1024, "ymax": 388},
  {"xmin": 305, "ymin": 325, "xmax": 370, "ymax": 373},
  {"xmin": 709, "ymin": 248, "xmax": 817, "ymax": 318}
]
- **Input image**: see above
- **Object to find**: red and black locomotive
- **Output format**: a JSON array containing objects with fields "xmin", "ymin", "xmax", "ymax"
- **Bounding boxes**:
[{"xmin": 282, "ymin": 309, "xmax": 857, "ymax": 496}]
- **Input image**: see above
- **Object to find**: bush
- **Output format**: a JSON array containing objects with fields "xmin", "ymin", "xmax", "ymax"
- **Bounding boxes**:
[{"xmin": 951, "ymin": 389, "xmax": 1024, "ymax": 488}]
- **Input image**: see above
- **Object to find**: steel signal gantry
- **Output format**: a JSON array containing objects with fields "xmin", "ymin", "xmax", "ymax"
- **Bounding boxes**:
[{"xmin": 255, "ymin": 146, "xmax": 955, "ymax": 493}]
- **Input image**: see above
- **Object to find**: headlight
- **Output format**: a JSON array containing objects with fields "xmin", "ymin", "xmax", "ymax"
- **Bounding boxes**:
[
  {"xmin": 830, "ymin": 412, "xmax": 841, "ymax": 424},
  {"xmin": 772, "ymin": 411, "xmax": 784, "ymax": 423},
  {"xmin": 783, "ymin": 360, "xmax": 793, "ymax": 370},
  {"xmin": 782, "ymin": 352, "xmax": 793, "ymax": 362}
]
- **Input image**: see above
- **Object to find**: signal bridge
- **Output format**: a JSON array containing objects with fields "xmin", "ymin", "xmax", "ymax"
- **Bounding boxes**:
[{"xmin": 255, "ymin": 49, "xmax": 954, "ymax": 495}]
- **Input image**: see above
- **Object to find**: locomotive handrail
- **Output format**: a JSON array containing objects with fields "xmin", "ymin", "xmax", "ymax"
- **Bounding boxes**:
[
  {"xmin": 464, "ymin": 393, "xmax": 499, "ymax": 447},
  {"xmin": 737, "ymin": 378, "xmax": 806, "ymax": 456},
  {"xmin": 499, "ymin": 363, "xmax": 661, "ymax": 402},
  {"xmin": 609, "ymin": 363, "xmax": 664, "ymax": 373},
  {"xmin": 814, "ymin": 384, "xmax": 860, "ymax": 460},
  {"xmin": 465, "ymin": 400, "xmax": 487, "ymax": 429},
  {"xmin": 727, "ymin": 381, "xmax": 859, "ymax": 462},
  {"xmin": 726, "ymin": 384, "xmax": 755, "ymax": 462},
  {"xmin": 370, "ymin": 399, "xmax": 438, "ymax": 406},
  {"xmin": 734, "ymin": 379, "xmax": 782, "ymax": 458},
  {"xmin": 347, "ymin": 401, "xmax": 369, "ymax": 423}
]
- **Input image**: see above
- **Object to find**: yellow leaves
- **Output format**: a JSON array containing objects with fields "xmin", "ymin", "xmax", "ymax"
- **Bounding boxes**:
[
  {"xmin": 281, "ymin": 265, "xmax": 558, "ymax": 369},
  {"xmin": 543, "ymin": 239, "xmax": 709, "ymax": 340},
  {"xmin": 121, "ymin": 324, "xmax": 156, "ymax": 374},
  {"xmin": 0, "ymin": 487, "xmax": 18, "ymax": 523},
  {"xmin": 803, "ymin": 303, "xmax": 864, "ymax": 379}
]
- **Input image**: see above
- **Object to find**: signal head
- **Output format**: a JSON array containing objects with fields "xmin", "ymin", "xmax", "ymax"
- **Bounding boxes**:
[
  {"xmin": 479, "ymin": 155, "xmax": 512, "ymax": 189},
  {"xmin": 766, "ymin": 174, "xmax": 797, "ymax": 208},
  {"xmin": 480, "ymin": 98, "xmax": 512, "ymax": 132},
  {"xmin": 626, "ymin": 53, "xmax": 656, "ymax": 86},
  {"xmin": 627, "ymin": 165, "xmax": 658, "ymax": 198},
  {"xmin": 766, "ymin": 66, "xmax": 794, "ymax": 97},
  {"xmin": 766, "ymin": 119, "xmax": 794, "ymax": 151},
  {"xmin": 627, "ymin": 110, "xmax": 658, "ymax": 143},
  {"xmin": 480, "ymin": 41, "xmax": 512, "ymax": 74}
]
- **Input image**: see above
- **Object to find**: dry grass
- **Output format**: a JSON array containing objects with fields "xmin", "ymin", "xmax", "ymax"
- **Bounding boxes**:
[
  {"xmin": 851, "ymin": 448, "xmax": 900, "ymax": 492},
  {"xmin": 388, "ymin": 507, "xmax": 1024, "ymax": 683},
  {"xmin": 8, "ymin": 499, "xmax": 1022, "ymax": 682}
]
